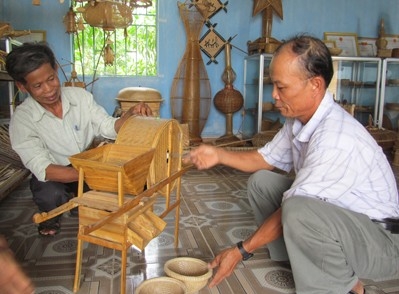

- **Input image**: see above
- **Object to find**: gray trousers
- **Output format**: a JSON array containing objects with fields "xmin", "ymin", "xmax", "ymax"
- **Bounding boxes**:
[{"xmin": 247, "ymin": 170, "xmax": 399, "ymax": 294}]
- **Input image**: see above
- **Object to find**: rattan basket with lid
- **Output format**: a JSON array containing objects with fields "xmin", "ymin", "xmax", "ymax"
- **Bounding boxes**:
[{"xmin": 116, "ymin": 87, "xmax": 163, "ymax": 117}]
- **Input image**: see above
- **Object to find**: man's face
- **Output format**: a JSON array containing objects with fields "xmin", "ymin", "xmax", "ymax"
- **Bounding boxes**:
[
  {"xmin": 269, "ymin": 48, "xmax": 320, "ymax": 124},
  {"xmin": 16, "ymin": 63, "xmax": 61, "ymax": 107}
]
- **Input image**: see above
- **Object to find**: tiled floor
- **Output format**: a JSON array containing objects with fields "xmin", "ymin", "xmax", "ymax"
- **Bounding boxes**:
[{"xmin": 1, "ymin": 164, "xmax": 399, "ymax": 293}]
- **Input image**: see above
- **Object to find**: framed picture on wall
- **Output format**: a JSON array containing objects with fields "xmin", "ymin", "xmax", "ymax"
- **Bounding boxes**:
[
  {"xmin": 385, "ymin": 35, "xmax": 399, "ymax": 49},
  {"xmin": 14, "ymin": 30, "xmax": 46, "ymax": 44},
  {"xmin": 358, "ymin": 37, "xmax": 377, "ymax": 57},
  {"xmin": 324, "ymin": 32, "xmax": 359, "ymax": 57},
  {"xmin": 322, "ymin": 40, "xmax": 336, "ymax": 49}
]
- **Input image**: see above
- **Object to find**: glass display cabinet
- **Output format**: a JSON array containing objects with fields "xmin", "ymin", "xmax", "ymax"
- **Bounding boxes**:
[
  {"xmin": 328, "ymin": 56, "xmax": 382, "ymax": 127},
  {"xmin": 242, "ymin": 54, "xmax": 280, "ymax": 139},
  {"xmin": 379, "ymin": 58, "xmax": 399, "ymax": 130},
  {"xmin": 242, "ymin": 54, "xmax": 382, "ymax": 138}
]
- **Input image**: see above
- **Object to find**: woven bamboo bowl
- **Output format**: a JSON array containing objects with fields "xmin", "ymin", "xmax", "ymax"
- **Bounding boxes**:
[
  {"xmin": 164, "ymin": 257, "xmax": 212, "ymax": 294},
  {"xmin": 136, "ymin": 277, "xmax": 187, "ymax": 294}
]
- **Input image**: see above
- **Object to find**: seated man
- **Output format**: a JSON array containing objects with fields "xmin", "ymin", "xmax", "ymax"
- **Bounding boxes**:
[
  {"xmin": 6, "ymin": 42, "xmax": 152, "ymax": 236},
  {"xmin": 185, "ymin": 35, "xmax": 399, "ymax": 294}
]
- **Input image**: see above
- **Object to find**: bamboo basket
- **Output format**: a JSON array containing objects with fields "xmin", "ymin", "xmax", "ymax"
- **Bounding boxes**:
[
  {"xmin": 164, "ymin": 257, "xmax": 212, "ymax": 294},
  {"xmin": 69, "ymin": 144, "xmax": 155, "ymax": 195},
  {"xmin": 116, "ymin": 116, "xmax": 184, "ymax": 195},
  {"xmin": 252, "ymin": 130, "xmax": 279, "ymax": 147},
  {"xmin": 136, "ymin": 277, "xmax": 187, "ymax": 294}
]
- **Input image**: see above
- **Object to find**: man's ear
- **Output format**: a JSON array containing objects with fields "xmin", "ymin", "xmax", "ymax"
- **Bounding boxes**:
[
  {"xmin": 15, "ymin": 81, "xmax": 27, "ymax": 93},
  {"xmin": 310, "ymin": 76, "xmax": 325, "ymax": 93}
]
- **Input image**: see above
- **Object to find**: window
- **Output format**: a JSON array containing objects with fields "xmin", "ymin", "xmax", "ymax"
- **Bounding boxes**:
[{"xmin": 72, "ymin": 0, "xmax": 157, "ymax": 77}]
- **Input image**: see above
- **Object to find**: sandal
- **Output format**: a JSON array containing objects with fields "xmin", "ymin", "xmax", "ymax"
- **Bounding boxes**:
[{"xmin": 38, "ymin": 222, "xmax": 60, "ymax": 237}]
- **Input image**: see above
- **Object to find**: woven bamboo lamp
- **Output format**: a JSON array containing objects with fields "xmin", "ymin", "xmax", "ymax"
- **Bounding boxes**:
[
  {"xmin": 213, "ymin": 43, "xmax": 243, "ymax": 144},
  {"xmin": 82, "ymin": 1, "xmax": 133, "ymax": 31}
]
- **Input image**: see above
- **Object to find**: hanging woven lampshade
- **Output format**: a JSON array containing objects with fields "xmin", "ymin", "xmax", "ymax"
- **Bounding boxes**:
[
  {"xmin": 83, "ymin": 1, "xmax": 133, "ymax": 31},
  {"xmin": 63, "ymin": 6, "xmax": 77, "ymax": 34}
]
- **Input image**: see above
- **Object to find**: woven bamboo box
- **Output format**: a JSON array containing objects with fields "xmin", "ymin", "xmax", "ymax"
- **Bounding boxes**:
[{"xmin": 69, "ymin": 144, "xmax": 155, "ymax": 195}]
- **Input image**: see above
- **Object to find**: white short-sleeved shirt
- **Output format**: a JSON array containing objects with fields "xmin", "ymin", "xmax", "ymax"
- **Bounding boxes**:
[
  {"xmin": 258, "ymin": 92, "xmax": 399, "ymax": 220},
  {"xmin": 9, "ymin": 87, "xmax": 118, "ymax": 181}
]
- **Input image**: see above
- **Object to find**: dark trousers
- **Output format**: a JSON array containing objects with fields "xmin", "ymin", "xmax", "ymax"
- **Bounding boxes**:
[{"xmin": 30, "ymin": 174, "xmax": 90, "ymax": 226}]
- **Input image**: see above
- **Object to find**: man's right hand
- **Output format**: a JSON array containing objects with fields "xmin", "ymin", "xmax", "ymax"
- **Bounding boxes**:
[{"xmin": 183, "ymin": 144, "xmax": 220, "ymax": 170}]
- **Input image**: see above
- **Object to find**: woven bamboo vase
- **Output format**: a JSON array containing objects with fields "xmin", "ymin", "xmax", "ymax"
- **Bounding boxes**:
[
  {"xmin": 170, "ymin": 1, "xmax": 211, "ymax": 145},
  {"xmin": 213, "ymin": 43, "xmax": 243, "ymax": 143}
]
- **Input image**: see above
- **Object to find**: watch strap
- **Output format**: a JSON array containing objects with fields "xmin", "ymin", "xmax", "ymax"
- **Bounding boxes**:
[{"xmin": 236, "ymin": 241, "xmax": 254, "ymax": 260}]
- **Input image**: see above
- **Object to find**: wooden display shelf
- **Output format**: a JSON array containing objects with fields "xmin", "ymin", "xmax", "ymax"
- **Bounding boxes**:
[{"xmin": 0, "ymin": 70, "xmax": 12, "ymax": 81}]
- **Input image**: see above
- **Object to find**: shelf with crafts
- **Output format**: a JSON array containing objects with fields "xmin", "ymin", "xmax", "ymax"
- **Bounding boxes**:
[
  {"xmin": 379, "ymin": 58, "xmax": 399, "ymax": 130},
  {"xmin": 242, "ymin": 54, "xmax": 283, "ymax": 139},
  {"xmin": 243, "ymin": 54, "xmax": 382, "ymax": 139},
  {"xmin": 328, "ymin": 56, "xmax": 382, "ymax": 126}
]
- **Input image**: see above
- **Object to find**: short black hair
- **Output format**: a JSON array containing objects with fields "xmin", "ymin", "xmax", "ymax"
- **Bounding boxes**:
[
  {"xmin": 274, "ymin": 34, "xmax": 334, "ymax": 87},
  {"xmin": 5, "ymin": 42, "xmax": 56, "ymax": 84}
]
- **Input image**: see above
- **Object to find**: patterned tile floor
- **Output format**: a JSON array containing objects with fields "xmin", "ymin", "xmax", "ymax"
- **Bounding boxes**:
[{"xmin": 1, "ymin": 164, "xmax": 399, "ymax": 293}]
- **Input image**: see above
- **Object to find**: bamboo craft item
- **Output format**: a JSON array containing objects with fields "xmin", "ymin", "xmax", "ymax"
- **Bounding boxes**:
[
  {"xmin": 171, "ymin": 1, "xmax": 211, "ymax": 145},
  {"xmin": 33, "ymin": 116, "xmax": 185, "ymax": 294},
  {"xmin": 116, "ymin": 87, "xmax": 163, "ymax": 118}
]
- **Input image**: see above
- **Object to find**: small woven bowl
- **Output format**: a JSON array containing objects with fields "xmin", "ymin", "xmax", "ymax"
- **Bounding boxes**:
[
  {"xmin": 164, "ymin": 257, "xmax": 212, "ymax": 294},
  {"xmin": 136, "ymin": 277, "xmax": 187, "ymax": 294}
]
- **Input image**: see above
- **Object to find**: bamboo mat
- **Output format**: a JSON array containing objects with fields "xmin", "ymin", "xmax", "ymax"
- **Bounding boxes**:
[{"xmin": 0, "ymin": 124, "xmax": 29, "ymax": 201}]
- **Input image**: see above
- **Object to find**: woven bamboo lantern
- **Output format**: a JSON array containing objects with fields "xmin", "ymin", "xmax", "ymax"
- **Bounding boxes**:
[{"xmin": 83, "ymin": 1, "xmax": 133, "ymax": 31}]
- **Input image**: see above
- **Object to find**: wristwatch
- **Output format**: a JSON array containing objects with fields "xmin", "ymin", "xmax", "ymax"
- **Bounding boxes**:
[{"xmin": 236, "ymin": 241, "xmax": 254, "ymax": 260}]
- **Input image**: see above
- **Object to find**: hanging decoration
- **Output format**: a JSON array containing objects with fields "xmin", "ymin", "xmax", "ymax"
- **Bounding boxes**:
[
  {"xmin": 199, "ymin": 22, "xmax": 226, "ymax": 65},
  {"xmin": 196, "ymin": 0, "xmax": 228, "ymax": 65},
  {"xmin": 248, "ymin": 0, "xmax": 283, "ymax": 55},
  {"xmin": 103, "ymin": 37, "xmax": 115, "ymax": 66},
  {"xmin": 63, "ymin": 6, "xmax": 78, "ymax": 34},
  {"xmin": 72, "ymin": 1, "xmax": 152, "ymax": 31},
  {"xmin": 82, "ymin": 1, "xmax": 133, "ymax": 31},
  {"xmin": 192, "ymin": 0, "xmax": 228, "ymax": 21}
]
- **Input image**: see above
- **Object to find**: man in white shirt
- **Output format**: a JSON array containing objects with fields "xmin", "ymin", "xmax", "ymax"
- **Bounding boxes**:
[
  {"xmin": 6, "ymin": 42, "xmax": 152, "ymax": 237},
  {"xmin": 185, "ymin": 35, "xmax": 399, "ymax": 294}
]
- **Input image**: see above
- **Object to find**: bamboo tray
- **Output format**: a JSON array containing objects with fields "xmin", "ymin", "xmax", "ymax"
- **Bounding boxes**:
[{"xmin": 69, "ymin": 144, "xmax": 155, "ymax": 195}]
